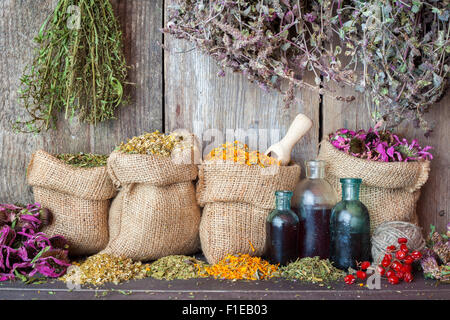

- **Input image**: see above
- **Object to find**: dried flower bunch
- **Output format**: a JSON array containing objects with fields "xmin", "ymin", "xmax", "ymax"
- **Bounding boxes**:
[
  {"xmin": 205, "ymin": 141, "xmax": 281, "ymax": 167},
  {"xmin": 332, "ymin": 0, "xmax": 450, "ymax": 132},
  {"xmin": 329, "ymin": 124, "xmax": 433, "ymax": 162},
  {"xmin": 116, "ymin": 131, "xmax": 184, "ymax": 156},
  {"xmin": 0, "ymin": 203, "xmax": 70, "ymax": 282},
  {"xmin": 420, "ymin": 224, "xmax": 450, "ymax": 283},
  {"xmin": 163, "ymin": 0, "xmax": 353, "ymax": 106}
]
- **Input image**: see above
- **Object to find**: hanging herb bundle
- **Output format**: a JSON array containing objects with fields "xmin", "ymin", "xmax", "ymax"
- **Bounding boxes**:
[
  {"xmin": 163, "ymin": 0, "xmax": 355, "ymax": 106},
  {"xmin": 15, "ymin": 0, "xmax": 128, "ymax": 133},
  {"xmin": 332, "ymin": 0, "xmax": 450, "ymax": 133}
]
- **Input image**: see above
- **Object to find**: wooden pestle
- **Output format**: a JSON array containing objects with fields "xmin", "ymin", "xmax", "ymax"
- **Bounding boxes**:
[{"xmin": 265, "ymin": 113, "xmax": 313, "ymax": 166}]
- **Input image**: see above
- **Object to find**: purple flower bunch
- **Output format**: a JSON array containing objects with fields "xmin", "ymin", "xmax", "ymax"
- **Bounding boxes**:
[
  {"xmin": 0, "ymin": 203, "xmax": 70, "ymax": 282},
  {"xmin": 329, "ymin": 126, "xmax": 433, "ymax": 162}
]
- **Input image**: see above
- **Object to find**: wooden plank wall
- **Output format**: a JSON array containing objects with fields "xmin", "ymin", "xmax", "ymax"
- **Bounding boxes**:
[{"xmin": 0, "ymin": 0, "xmax": 448, "ymax": 234}]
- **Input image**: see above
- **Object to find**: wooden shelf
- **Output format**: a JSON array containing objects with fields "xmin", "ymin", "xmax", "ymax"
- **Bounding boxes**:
[{"xmin": 1, "ymin": 273, "xmax": 448, "ymax": 300}]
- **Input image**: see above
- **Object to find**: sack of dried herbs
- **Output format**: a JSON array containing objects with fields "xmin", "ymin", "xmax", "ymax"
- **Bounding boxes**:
[
  {"xmin": 102, "ymin": 132, "xmax": 201, "ymax": 261},
  {"xmin": 318, "ymin": 131, "xmax": 430, "ymax": 232},
  {"xmin": 197, "ymin": 146, "xmax": 301, "ymax": 264},
  {"xmin": 27, "ymin": 150, "xmax": 116, "ymax": 256}
]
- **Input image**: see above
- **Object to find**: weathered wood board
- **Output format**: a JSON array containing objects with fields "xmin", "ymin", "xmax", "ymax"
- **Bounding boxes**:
[{"xmin": 0, "ymin": 0, "xmax": 448, "ymax": 234}]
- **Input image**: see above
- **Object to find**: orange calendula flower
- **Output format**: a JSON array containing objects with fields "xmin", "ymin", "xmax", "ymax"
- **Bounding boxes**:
[{"xmin": 205, "ymin": 141, "xmax": 280, "ymax": 168}]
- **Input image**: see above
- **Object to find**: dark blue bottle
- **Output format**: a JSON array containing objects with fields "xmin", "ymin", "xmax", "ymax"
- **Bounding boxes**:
[{"xmin": 330, "ymin": 178, "xmax": 371, "ymax": 270}]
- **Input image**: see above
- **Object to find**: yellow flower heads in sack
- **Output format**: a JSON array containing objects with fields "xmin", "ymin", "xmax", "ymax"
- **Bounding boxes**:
[
  {"xmin": 116, "ymin": 130, "xmax": 183, "ymax": 156},
  {"xmin": 205, "ymin": 141, "xmax": 280, "ymax": 168}
]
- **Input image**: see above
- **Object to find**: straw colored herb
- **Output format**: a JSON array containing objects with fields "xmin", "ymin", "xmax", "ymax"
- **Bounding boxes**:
[
  {"xmin": 147, "ymin": 255, "xmax": 208, "ymax": 280},
  {"xmin": 205, "ymin": 141, "xmax": 280, "ymax": 168},
  {"xmin": 116, "ymin": 131, "xmax": 184, "ymax": 156},
  {"xmin": 56, "ymin": 153, "xmax": 108, "ymax": 168},
  {"xmin": 279, "ymin": 257, "xmax": 345, "ymax": 284},
  {"xmin": 202, "ymin": 253, "xmax": 278, "ymax": 280},
  {"xmin": 60, "ymin": 254, "xmax": 150, "ymax": 286},
  {"xmin": 15, "ymin": 0, "xmax": 128, "ymax": 133}
]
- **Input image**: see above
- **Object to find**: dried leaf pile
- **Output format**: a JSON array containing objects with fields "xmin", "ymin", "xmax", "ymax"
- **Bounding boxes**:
[
  {"xmin": 202, "ymin": 253, "xmax": 279, "ymax": 280},
  {"xmin": 147, "ymin": 255, "xmax": 208, "ymax": 280},
  {"xmin": 279, "ymin": 257, "xmax": 345, "ymax": 284},
  {"xmin": 56, "ymin": 153, "xmax": 108, "ymax": 168},
  {"xmin": 205, "ymin": 141, "xmax": 280, "ymax": 167},
  {"xmin": 116, "ymin": 131, "xmax": 185, "ymax": 156},
  {"xmin": 60, "ymin": 254, "xmax": 150, "ymax": 286}
]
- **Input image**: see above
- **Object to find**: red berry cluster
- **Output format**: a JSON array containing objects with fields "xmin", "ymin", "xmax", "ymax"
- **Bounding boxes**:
[
  {"xmin": 378, "ymin": 237, "xmax": 421, "ymax": 284},
  {"xmin": 344, "ymin": 261, "xmax": 371, "ymax": 285},
  {"xmin": 343, "ymin": 237, "xmax": 422, "ymax": 285}
]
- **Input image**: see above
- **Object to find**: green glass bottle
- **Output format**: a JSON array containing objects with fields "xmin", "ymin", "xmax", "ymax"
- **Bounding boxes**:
[
  {"xmin": 330, "ymin": 178, "xmax": 371, "ymax": 270},
  {"xmin": 266, "ymin": 191, "xmax": 299, "ymax": 266}
]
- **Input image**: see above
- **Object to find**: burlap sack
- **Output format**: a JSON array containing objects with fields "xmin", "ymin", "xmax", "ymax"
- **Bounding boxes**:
[
  {"xmin": 27, "ymin": 150, "xmax": 116, "ymax": 256},
  {"xmin": 197, "ymin": 162, "xmax": 301, "ymax": 264},
  {"xmin": 102, "ymin": 150, "xmax": 201, "ymax": 261},
  {"xmin": 318, "ymin": 140, "xmax": 430, "ymax": 232}
]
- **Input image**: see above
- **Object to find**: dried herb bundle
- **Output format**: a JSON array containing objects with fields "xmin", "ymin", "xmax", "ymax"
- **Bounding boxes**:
[
  {"xmin": 16, "ymin": 0, "xmax": 128, "ymax": 133},
  {"xmin": 279, "ymin": 257, "xmax": 345, "ymax": 284},
  {"xmin": 56, "ymin": 153, "xmax": 108, "ymax": 168},
  {"xmin": 332, "ymin": 0, "xmax": 450, "ymax": 132},
  {"xmin": 163, "ymin": 0, "xmax": 353, "ymax": 106}
]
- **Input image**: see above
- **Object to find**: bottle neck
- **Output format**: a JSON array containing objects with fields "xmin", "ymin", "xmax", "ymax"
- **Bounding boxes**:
[
  {"xmin": 276, "ymin": 196, "xmax": 292, "ymax": 211},
  {"xmin": 306, "ymin": 163, "xmax": 325, "ymax": 179},
  {"xmin": 341, "ymin": 183, "xmax": 360, "ymax": 201}
]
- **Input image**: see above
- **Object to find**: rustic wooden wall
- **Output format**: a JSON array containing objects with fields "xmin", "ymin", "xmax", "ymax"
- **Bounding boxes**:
[{"xmin": 0, "ymin": 0, "xmax": 448, "ymax": 234}]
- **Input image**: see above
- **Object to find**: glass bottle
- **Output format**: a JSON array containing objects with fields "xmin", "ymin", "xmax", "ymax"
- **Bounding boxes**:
[
  {"xmin": 266, "ymin": 191, "xmax": 299, "ymax": 266},
  {"xmin": 330, "ymin": 178, "xmax": 371, "ymax": 270},
  {"xmin": 292, "ymin": 160, "xmax": 337, "ymax": 259}
]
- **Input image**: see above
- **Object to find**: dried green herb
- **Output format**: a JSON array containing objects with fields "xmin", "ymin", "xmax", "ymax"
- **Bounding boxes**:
[
  {"xmin": 56, "ymin": 153, "xmax": 108, "ymax": 168},
  {"xmin": 148, "ymin": 255, "xmax": 208, "ymax": 280},
  {"xmin": 279, "ymin": 257, "xmax": 345, "ymax": 284},
  {"xmin": 15, "ymin": 0, "xmax": 129, "ymax": 133}
]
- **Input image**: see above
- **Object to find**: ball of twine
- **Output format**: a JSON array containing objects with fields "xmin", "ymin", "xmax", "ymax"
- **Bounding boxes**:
[{"xmin": 371, "ymin": 221, "xmax": 426, "ymax": 264}]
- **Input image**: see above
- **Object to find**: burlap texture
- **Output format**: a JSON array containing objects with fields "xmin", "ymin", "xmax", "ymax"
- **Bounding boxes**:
[
  {"xmin": 197, "ymin": 162, "xmax": 301, "ymax": 264},
  {"xmin": 318, "ymin": 140, "xmax": 430, "ymax": 232},
  {"xmin": 102, "ymin": 151, "xmax": 200, "ymax": 261},
  {"xmin": 27, "ymin": 150, "xmax": 116, "ymax": 255}
]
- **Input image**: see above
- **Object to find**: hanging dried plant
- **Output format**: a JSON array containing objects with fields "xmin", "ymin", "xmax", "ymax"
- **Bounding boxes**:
[
  {"xmin": 331, "ymin": 0, "xmax": 450, "ymax": 133},
  {"xmin": 163, "ymin": 0, "xmax": 356, "ymax": 107},
  {"xmin": 15, "ymin": 0, "xmax": 129, "ymax": 133}
]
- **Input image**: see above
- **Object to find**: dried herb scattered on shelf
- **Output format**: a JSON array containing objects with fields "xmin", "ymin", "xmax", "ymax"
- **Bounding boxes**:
[
  {"xmin": 279, "ymin": 257, "xmax": 345, "ymax": 284},
  {"xmin": 61, "ymin": 254, "xmax": 150, "ymax": 286},
  {"xmin": 15, "ymin": 0, "xmax": 129, "ymax": 133},
  {"xmin": 420, "ymin": 224, "xmax": 450, "ymax": 283},
  {"xmin": 329, "ymin": 125, "xmax": 433, "ymax": 162},
  {"xmin": 163, "ymin": 0, "xmax": 354, "ymax": 107},
  {"xmin": 202, "ymin": 253, "xmax": 278, "ymax": 280},
  {"xmin": 205, "ymin": 141, "xmax": 280, "ymax": 167},
  {"xmin": 116, "ymin": 131, "xmax": 184, "ymax": 156},
  {"xmin": 147, "ymin": 255, "xmax": 208, "ymax": 280},
  {"xmin": 56, "ymin": 153, "xmax": 108, "ymax": 168}
]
